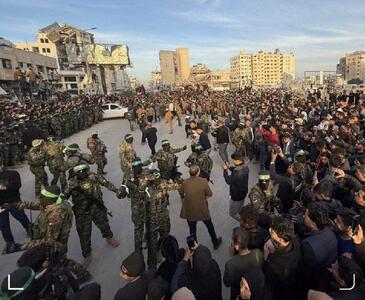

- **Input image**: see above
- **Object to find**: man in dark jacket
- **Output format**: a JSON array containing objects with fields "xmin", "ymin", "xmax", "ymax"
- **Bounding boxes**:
[
  {"xmin": 224, "ymin": 152, "xmax": 249, "ymax": 221},
  {"xmin": 0, "ymin": 160, "xmax": 30, "ymax": 254},
  {"xmin": 212, "ymin": 120, "xmax": 230, "ymax": 162},
  {"xmin": 264, "ymin": 216, "xmax": 301, "ymax": 300},
  {"xmin": 196, "ymin": 126, "xmax": 211, "ymax": 154},
  {"xmin": 171, "ymin": 244, "xmax": 222, "ymax": 300},
  {"xmin": 301, "ymin": 202, "xmax": 337, "ymax": 292},
  {"xmin": 144, "ymin": 123, "xmax": 158, "ymax": 155}
]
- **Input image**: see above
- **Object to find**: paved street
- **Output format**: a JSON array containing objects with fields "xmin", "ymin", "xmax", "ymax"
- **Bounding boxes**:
[{"xmin": 0, "ymin": 117, "xmax": 259, "ymax": 299}]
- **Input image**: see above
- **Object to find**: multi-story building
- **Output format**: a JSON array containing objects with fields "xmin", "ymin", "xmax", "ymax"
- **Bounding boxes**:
[
  {"xmin": 149, "ymin": 69, "xmax": 161, "ymax": 89},
  {"xmin": 190, "ymin": 63, "xmax": 210, "ymax": 82},
  {"xmin": 208, "ymin": 69, "xmax": 231, "ymax": 91},
  {"xmin": 230, "ymin": 49, "xmax": 295, "ymax": 88},
  {"xmin": 230, "ymin": 50, "xmax": 252, "ymax": 89},
  {"xmin": 159, "ymin": 48, "xmax": 190, "ymax": 86},
  {"xmin": 159, "ymin": 50, "xmax": 177, "ymax": 86},
  {"xmin": 15, "ymin": 22, "xmax": 131, "ymax": 94},
  {"xmin": 0, "ymin": 38, "xmax": 57, "ymax": 92},
  {"xmin": 336, "ymin": 57, "xmax": 346, "ymax": 79},
  {"xmin": 345, "ymin": 51, "xmax": 365, "ymax": 83},
  {"xmin": 175, "ymin": 48, "xmax": 190, "ymax": 83}
]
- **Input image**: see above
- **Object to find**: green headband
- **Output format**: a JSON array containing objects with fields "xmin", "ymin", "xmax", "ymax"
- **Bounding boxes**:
[
  {"xmin": 259, "ymin": 174, "xmax": 270, "ymax": 180},
  {"xmin": 47, "ymin": 136, "xmax": 55, "ymax": 141},
  {"xmin": 41, "ymin": 189, "xmax": 64, "ymax": 204},
  {"xmin": 294, "ymin": 150, "xmax": 305, "ymax": 160},
  {"xmin": 0, "ymin": 269, "xmax": 35, "ymax": 299},
  {"xmin": 73, "ymin": 164, "xmax": 88, "ymax": 173},
  {"xmin": 125, "ymin": 134, "xmax": 133, "ymax": 141},
  {"xmin": 132, "ymin": 160, "xmax": 142, "ymax": 167},
  {"xmin": 65, "ymin": 146, "xmax": 80, "ymax": 152},
  {"xmin": 161, "ymin": 140, "xmax": 170, "ymax": 145}
]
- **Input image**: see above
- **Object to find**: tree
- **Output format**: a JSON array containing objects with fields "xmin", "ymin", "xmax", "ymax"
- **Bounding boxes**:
[{"xmin": 347, "ymin": 78, "xmax": 364, "ymax": 85}]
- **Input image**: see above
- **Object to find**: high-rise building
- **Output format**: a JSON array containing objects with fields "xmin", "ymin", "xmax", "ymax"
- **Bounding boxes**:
[
  {"xmin": 176, "ymin": 48, "xmax": 190, "ymax": 83},
  {"xmin": 345, "ymin": 51, "xmax": 365, "ymax": 83},
  {"xmin": 336, "ymin": 57, "xmax": 346, "ymax": 78},
  {"xmin": 159, "ymin": 48, "xmax": 190, "ymax": 86},
  {"xmin": 159, "ymin": 50, "xmax": 177, "ymax": 86},
  {"xmin": 230, "ymin": 49, "xmax": 295, "ymax": 88}
]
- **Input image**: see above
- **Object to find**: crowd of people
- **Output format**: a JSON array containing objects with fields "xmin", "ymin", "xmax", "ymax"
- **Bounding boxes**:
[{"xmin": 1, "ymin": 87, "xmax": 365, "ymax": 299}]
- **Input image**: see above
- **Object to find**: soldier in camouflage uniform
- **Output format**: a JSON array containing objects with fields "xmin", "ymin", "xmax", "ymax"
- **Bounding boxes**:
[
  {"xmin": 87, "ymin": 131, "xmax": 107, "ymax": 175},
  {"xmin": 148, "ymin": 139, "xmax": 187, "ymax": 181},
  {"xmin": 142, "ymin": 170, "xmax": 182, "ymax": 269},
  {"xmin": 26, "ymin": 139, "xmax": 48, "ymax": 197},
  {"xmin": 64, "ymin": 163, "xmax": 121, "ymax": 266},
  {"xmin": 126, "ymin": 110, "xmax": 137, "ymax": 131},
  {"xmin": 50, "ymin": 113, "xmax": 62, "ymax": 139},
  {"xmin": 118, "ymin": 134, "xmax": 136, "ymax": 183},
  {"xmin": 248, "ymin": 170, "xmax": 278, "ymax": 227},
  {"xmin": 19, "ymin": 185, "xmax": 91, "ymax": 282},
  {"xmin": 45, "ymin": 136, "xmax": 66, "ymax": 190},
  {"xmin": 63, "ymin": 143, "xmax": 94, "ymax": 179},
  {"xmin": 119, "ymin": 158, "xmax": 150, "ymax": 252},
  {"xmin": 232, "ymin": 121, "xmax": 249, "ymax": 159},
  {"xmin": 184, "ymin": 144, "xmax": 213, "ymax": 181}
]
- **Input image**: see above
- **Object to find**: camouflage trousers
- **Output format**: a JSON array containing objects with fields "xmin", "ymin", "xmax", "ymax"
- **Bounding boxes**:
[
  {"xmin": 129, "ymin": 120, "xmax": 137, "ymax": 131},
  {"xmin": 146, "ymin": 202, "xmax": 171, "ymax": 269},
  {"xmin": 73, "ymin": 204, "xmax": 113, "ymax": 258},
  {"xmin": 131, "ymin": 199, "xmax": 145, "ymax": 251},
  {"xmin": 94, "ymin": 155, "xmax": 107, "ymax": 174},
  {"xmin": 29, "ymin": 165, "xmax": 49, "ymax": 196},
  {"xmin": 121, "ymin": 166, "xmax": 133, "ymax": 183},
  {"xmin": 48, "ymin": 162, "xmax": 67, "ymax": 190}
]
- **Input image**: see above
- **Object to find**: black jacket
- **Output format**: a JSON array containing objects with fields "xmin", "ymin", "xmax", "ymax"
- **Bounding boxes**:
[
  {"xmin": 0, "ymin": 170, "xmax": 21, "ymax": 205},
  {"xmin": 223, "ymin": 163, "xmax": 249, "ymax": 201},
  {"xmin": 264, "ymin": 238, "xmax": 301, "ymax": 300},
  {"xmin": 213, "ymin": 126, "xmax": 229, "ymax": 144},
  {"xmin": 198, "ymin": 132, "xmax": 211, "ymax": 150},
  {"xmin": 145, "ymin": 127, "xmax": 157, "ymax": 144}
]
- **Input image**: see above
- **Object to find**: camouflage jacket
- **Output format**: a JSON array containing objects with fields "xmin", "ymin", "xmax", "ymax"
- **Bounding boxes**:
[
  {"xmin": 248, "ymin": 183, "xmax": 276, "ymax": 213},
  {"xmin": 87, "ymin": 137, "xmax": 106, "ymax": 156},
  {"xmin": 46, "ymin": 141, "xmax": 64, "ymax": 165},
  {"xmin": 26, "ymin": 146, "xmax": 47, "ymax": 167},
  {"xmin": 232, "ymin": 128, "xmax": 249, "ymax": 147},
  {"xmin": 150, "ymin": 147, "xmax": 185, "ymax": 171},
  {"xmin": 64, "ymin": 173, "xmax": 118, "ymax": 210},
  {"xmin": 63, "ymin": 153, "xmax": 94, "ymax": 172},
  {"xmin": 143, "ymin": 180, "xmax": 181, "ymax": 209},
  {"xmin": 118, "ymin": 141, "xmax": 136, "ymax": 169},
  {"xmin": 120, "ymin": 170, "xmax": 151, "ymax": 202},
  {"xmin": 21, "ymin": 199, "xmax": 73, "ymax": 257},
  {"xmin": 185, "ymin": 153, "xmax": 213, "ymax": 175}
]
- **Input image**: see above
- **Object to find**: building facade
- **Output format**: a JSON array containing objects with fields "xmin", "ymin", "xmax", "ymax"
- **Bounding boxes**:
[
  {"xmin": 175, "ymin": 48, "xmax": 190, "ymax": 83},
  {"xmin": 230, "ymin": 49, "xmax": 295, "ymax": 88},
  {"xmin": 15, "ymin": 22, "xmax": 131, "ymax": 94},
  {"xmin": 0, "ymin": 38, "xmax": 57, "ymax": 91},
  {"xmin": 336, "ymin": 57, "xmax": 346, "ymax": 79},
  {"xmin": 159, "ymin": 48, "xmax": 190, "ymax": 86},
  {"xmin": 159, "ymin": 50, "xmax": 177, "ymax": 86},
  {"xmin": 345, "ymin": 51, "xmax": 365, "ymax": 83},
  {"xmin": 149, "ymin": 69, "xmax": 161, "ymax": 89}
]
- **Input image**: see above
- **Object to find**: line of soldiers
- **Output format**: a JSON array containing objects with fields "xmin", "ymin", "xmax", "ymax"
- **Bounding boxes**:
[{"xmin": 0, "ymin": 105, "xmax": 103, "ymax": 167}]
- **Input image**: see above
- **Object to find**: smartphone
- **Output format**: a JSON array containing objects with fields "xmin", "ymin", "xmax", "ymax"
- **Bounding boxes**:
[{"xmin": 187, "ymin": 235, "xmax": 195, "ymax": 251}]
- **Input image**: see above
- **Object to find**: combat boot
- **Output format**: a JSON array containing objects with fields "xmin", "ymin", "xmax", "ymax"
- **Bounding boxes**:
[
  {"xmin": 106, "ymin": 237, "xmax": 120, "ymax": 247},
  {"xmin": 2, "ymin": 242, "xmax": 22, "ymax": 255}
]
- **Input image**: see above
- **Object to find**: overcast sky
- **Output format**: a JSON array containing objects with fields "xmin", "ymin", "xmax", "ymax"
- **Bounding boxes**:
[{"xmin": 1, "ymin": 0, "xmax": 365, "ymax": 83}]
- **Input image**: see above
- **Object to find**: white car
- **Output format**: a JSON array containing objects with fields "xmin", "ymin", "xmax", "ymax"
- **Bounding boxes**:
[{"xmin": 102, "ymin": 103, "xmax": 128, "ymax": 119}]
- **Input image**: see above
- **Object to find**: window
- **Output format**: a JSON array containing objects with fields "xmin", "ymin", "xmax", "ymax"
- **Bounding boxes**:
[
  {"xmin": 110, "ymin": 104, "xmax": 119, "ymax": 110},
  {"xmin": 1, "ymin": 59, "xmax": 12, "ymax": 69},
  {"xmin": 46, "ymin": 48, "xmax": 51, "ymax": 53},
  {"xmin": 40, "ymin": 38, "xmax": 44, "ymax": 43},
  {"xmin": 70, "ymin": 83, "xmax": 78, "ymax": 89},
  {"xmin": 64, "ymin": 76, "xmax": 77, "ymax": 82},
  {"xmin": 45, "ymin": 39, "xmax": 49, "ymax": 43},
  {"xmin": 32, "ymin": 47, "xmax": 39, "ymax": 53},
  {"xmin": 42, "ymin": 48, "xmax": 46, "ymax": 53},
  {"xmin": 18, "ymin": 62, "xmax": 24, "ymax": 68},
  {"xmin": 102, "ymin": 105, "xmax": 109, "ymax": 110}
]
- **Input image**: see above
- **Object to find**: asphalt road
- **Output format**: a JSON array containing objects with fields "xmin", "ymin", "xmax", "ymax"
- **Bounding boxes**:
[{"xmin": 0, "ymin": 117, "xmax": 259, "ymax": 299}]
